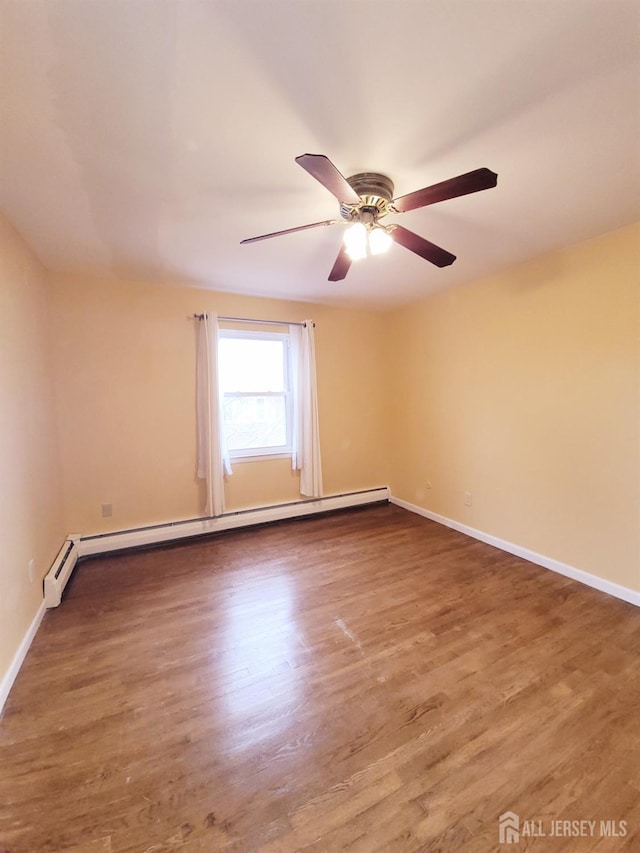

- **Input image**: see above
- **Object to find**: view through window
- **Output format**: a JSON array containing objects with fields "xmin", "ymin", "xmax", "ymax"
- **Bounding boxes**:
[{"xmin": 218, "ymin": 331, "xmax": 292, "ymax": 457}]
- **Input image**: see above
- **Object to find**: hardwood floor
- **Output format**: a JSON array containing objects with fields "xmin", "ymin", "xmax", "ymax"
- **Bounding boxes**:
[{"xmin": 1, "ymin": 504, "xmax": 639, "ymax": 852}]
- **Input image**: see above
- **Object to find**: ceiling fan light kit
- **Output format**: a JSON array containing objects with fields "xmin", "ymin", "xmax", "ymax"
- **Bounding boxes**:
[{"xmin": 241, "ymin": 153, "xmax": 498, "ymax": 282}]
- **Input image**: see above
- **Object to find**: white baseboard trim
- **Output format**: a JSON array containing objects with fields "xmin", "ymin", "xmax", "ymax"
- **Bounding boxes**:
[
  {"xmin": 78, "ymin": 487, "xmax": 391, "ymax": 558},
  {"xmin": 391, "ymin": 496, "xmax": 640, "ymax": 608},
  {"xmin": 0, "ymin": 600, "xmax": 46, "ymax": 716}
]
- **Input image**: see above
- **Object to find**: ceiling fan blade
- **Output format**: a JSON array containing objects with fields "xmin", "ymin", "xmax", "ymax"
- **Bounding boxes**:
[
  {"xmin": 328, "ymin": 245, "xmax": 352, "ymax": 281},
  {"xmin": 295, "ymin": 154, "xmax": 361, "ymax": 205},
  {"xmin": 391, "ymin": 225, "xmax": 456, "ymax": 267},
  {"xmin": 392, "ymin": 167, "xmax": 498, "ymax": 213},
  {"xmin": 240, "ymin": 219, "xmax": 335, "ymax": 244}
]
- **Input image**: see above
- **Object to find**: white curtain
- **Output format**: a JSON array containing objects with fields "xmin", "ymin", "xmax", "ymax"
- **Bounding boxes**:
[
  {"xmin": 196, "ymin": 313, "xmax": 232, "ymax": 517},
  {"xmin": 290, "ymin": 320, "xmax": 323, "ymax": 498}
]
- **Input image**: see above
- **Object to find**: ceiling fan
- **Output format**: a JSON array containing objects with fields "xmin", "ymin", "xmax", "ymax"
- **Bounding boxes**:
[{"xmin": 241, "ymin": 154, "xmax": 498, "ymax": 281}]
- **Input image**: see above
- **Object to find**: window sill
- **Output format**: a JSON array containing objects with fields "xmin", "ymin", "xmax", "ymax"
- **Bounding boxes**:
[{"xmin": 230, "ymin": 452, "xmax": 293, "ymax": 464}]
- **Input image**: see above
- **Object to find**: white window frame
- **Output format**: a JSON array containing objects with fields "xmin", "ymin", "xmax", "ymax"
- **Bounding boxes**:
[{"xmin": 218, "ymin": 329, "xmax": 293, "ymax": 461}]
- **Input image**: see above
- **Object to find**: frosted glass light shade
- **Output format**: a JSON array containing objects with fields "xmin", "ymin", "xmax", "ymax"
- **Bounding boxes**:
[
  {"xmin": 343, "ymin": 222, "xmax": 367, "ymax": 260},
  {"xmin": 369, "ymin": 227, "xmax": 392, "ymax": 255}
]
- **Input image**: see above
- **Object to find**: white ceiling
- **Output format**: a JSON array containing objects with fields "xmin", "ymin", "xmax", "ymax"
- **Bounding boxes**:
[{"xmin": 1, "ymin": 0, "xmax": 639, "ymax": 309}]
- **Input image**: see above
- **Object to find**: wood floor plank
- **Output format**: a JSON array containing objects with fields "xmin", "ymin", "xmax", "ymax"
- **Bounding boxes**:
[{"xmin": 1, "ymin": 505, "xmax": 639, "ymax": 851}]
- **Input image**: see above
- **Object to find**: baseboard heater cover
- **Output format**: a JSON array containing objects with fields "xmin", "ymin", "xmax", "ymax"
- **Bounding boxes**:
[
  {"xmin": 43, "ymin": 488, "xmax": 389, "ymax": 607},
  {"xmin": 78, "ymin": 487, "xmax": 389, "ymax": 558},
  {"xmin": 44, "ymin": 536, "xmax": 81, "ymax": 608}
]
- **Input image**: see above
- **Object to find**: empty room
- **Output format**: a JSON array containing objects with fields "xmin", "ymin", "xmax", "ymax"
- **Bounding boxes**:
[{"xmin": 1, "ymin": 1, "xmax": 639, "ymax": 851}]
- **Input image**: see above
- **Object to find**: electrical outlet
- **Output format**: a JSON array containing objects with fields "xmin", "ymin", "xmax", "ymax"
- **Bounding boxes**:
[
  {"xmin": 28, "ymin": 559, "xmax": 35, "ymax": 583},
  {"xmin": 101, "ymin": 503, "xmax": 113, "ymax": 518},
  {"xmin": 464, "ymin": 491, "xmax": 473, "ymax": 507}
]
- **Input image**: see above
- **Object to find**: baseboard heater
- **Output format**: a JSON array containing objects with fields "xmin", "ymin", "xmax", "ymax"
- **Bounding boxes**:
[
  {"xmin": 44, "ymin": 487, "xmax": 390, "ymax": 607},
  {"xmin": 44, "ymin": 537, "xmax": 81, "ymax": 608}
]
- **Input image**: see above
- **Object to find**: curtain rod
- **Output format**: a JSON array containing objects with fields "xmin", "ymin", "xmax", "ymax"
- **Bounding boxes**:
[{"xmin": 191, "ymin": 314, "xmax": 313, "ymax": 327}]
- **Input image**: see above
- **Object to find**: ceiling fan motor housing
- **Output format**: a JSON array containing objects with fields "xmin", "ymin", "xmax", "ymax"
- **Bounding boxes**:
[{"xmin": 341, "ymin": 172, "xmax": 395, "ymax": 222}]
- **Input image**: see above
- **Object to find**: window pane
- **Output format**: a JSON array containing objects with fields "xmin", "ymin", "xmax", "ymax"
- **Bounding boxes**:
[
  {"xmin": 223, "ymin": 395, "xmax": 287, "ymax": 450},
  {"xmin": 219, "ymin": 338, "xmax": 285, "ymax": 392}
]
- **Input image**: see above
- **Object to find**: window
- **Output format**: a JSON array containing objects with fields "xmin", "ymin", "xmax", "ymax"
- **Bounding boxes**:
[{"xmin": 218, "ymin": 330, "xmax": 292, "ymax": 459}]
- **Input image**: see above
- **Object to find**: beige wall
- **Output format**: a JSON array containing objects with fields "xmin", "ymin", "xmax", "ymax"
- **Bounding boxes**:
[
  {"xmin": 0, "ymin": 217, "xmax": 64, "ymax": 680},
  {"xmin": 48, "ymin": 275, "xmax": 390, "ymax": 534},
  {"xmin": 388, "ymin": 223, "xmax": 640, "ymax": 591}
]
